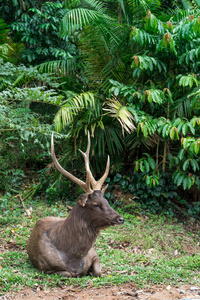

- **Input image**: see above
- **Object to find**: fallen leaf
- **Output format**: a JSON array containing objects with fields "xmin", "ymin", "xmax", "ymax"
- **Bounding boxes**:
[{"xmin": 89, "ymin": 281, "xmax": 93, "ymax": 288}]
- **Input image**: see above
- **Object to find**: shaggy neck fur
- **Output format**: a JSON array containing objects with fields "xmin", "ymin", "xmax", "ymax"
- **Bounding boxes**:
[{"xmin": 48, "ymin": 202, "xmax": 98, "ymax": 258}]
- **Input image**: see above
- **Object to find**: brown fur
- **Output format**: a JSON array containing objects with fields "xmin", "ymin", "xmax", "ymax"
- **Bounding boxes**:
[{"xmin": 27, "ymin": 190, "xmax": 124, "ymax": 277}]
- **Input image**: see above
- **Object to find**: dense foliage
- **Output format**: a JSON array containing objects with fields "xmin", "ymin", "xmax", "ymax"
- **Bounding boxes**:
[
  {"xmin": 0, "ymin": 0, "xmax": 200, "ymax": 217},
  {"xmin": 11, "ymin": 2, "xmax": 77, "ymax": 66}
]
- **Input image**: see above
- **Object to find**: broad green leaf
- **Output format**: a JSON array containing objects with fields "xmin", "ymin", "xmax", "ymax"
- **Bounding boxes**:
[
  {"xmin": 194, "ymin": 141, "xmax": 200, "ymax": 154},
  {"xmin": 183, "ymin": 159, "xmax": 190, "ymax": 171},
  {"xmin": 187, "ymin": 122, "xmax": 195, "ymax": 134},
  {"xmin": 140, "ymin": 161, "xmax": 145, "ymax": 172},
  {"xmin": 173, "ymin": 171, "xmax": 181, "ymax": 183},
  {"xmin": 134, "ymin": 161, "xmax": 139, "ymax": 172},
  {"xmin": 182, "ymin": 123, "xmax": 188, "ymax": 135},
  {"xmin": 173, "ymin": 118, "xmax": 182, "ymax": 127},
  {"xmin": 144, "ymin": 159, "xmax": 150, "ymax": 172},
  {"xmin": 114, "ymin": 173, "xmax": 122, "ymax": 182},
  {"xmin": 190, "ymin": 159, "xmax": 198, "ymax": 172},
  {"xmin": 177, "ymin": 122, "xmax": 184, "ymax": 133},
  {"xmin": 114, "ymin": 88, "xmax": 119, "ymax": 96},
  {"xmin": 177, "ymin": 174, "xmax": 184, "ymax": 187},
  {"xmin": 162, "ymin": 123, "xmax": 170, "ymax": 138},
  {"xmin": 170, "ymin": 127, "xmax": 179, "ymax": 140},
  {"xmin": 147, "ymin": 157, "xmax": 156, "ymax": 170},
  {"xmin": 183, "ymin": 177, "xmax": 188, "ymax": 190}
]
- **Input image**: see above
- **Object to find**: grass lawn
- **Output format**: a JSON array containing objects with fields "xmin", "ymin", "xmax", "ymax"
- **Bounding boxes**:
[{"xmin": 0, "ymin": 196, "xmax": 200, "ymax": 293}]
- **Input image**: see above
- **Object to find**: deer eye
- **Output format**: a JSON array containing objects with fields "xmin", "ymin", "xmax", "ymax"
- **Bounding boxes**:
[{"xmin": 93, "ymin": 203, "xmax": 100, "ymax": 208}]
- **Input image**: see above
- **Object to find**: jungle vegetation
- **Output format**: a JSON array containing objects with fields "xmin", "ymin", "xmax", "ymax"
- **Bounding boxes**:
[{"xmin": 1, "ymin": 0, "xmax": 200, "ymax": 217}]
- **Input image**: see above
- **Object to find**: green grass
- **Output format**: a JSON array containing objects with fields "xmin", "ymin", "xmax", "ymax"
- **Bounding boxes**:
[{"xmin": 0, "ymin": 197, "xmax": 200, "ymax": 293}]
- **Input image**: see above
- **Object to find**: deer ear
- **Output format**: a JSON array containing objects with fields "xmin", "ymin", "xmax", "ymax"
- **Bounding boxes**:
[
  {"xmin": 101, "ymin": 184, "xmax": 108, "ymax": 195},
  {"xmin": 78, "ymin": 194, "xmax": 89, "ymax": 207}
]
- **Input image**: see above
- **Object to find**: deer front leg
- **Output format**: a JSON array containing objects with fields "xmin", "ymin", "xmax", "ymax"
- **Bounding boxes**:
[
  {"xmin": 87, "ymin": 248, "xmax": 101, "ymax": 277},
  {"xmin": 91, "ymin": 255, "xmax": 101, "ymax": 277}
]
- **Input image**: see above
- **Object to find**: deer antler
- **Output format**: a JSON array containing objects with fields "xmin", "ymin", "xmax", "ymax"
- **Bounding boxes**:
[
  {"xmin": 79, "ymin": 132, "xmax": 110, "ymax": 191},
  {"xmin": 51, "ymin": 132, "xmax": 110, "ymax": 193},
  {"xmin": 51, "ymin": 133, "xmax": 92, "ymax": 193}
]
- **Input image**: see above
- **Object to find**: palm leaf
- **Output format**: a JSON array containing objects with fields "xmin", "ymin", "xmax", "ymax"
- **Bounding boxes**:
[
  {"xmin": 54, "ymin": 92, "xmax": 98, "ymax": 131},
  {"xmin": 79, "ymin": 20, "xmax": 132, "ymax": 89},
  {"xmin": 37, "ymin": 57, "xmax": 77, "ymax": 75},
  {"xmin": 104, "ymin": 98, "xmax": 136, "ymax": 135},
  {"xmin": 61, "ymin": 2, "xmax": 114, "ymax": 36}
]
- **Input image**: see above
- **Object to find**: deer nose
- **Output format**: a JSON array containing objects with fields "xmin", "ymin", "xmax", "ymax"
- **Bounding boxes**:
[{"xmin": 117, "ymin": 217, "xmax": 124, "ymax": 224}]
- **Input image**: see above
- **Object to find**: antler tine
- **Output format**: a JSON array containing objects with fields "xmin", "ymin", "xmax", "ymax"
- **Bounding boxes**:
[
  {"xmin": 86, "ymin": 130, "xmax": 90, "ymax": 156},
  {"xmin": 51, "ymin": 133, "xmax": 92, "ymax": 193},
  {"xmin": 52, "ymin": 132, "xmax": 110, "ymax": 194},
  {"xmin": 79, "ymin": 132, "xmax": 110, "ymax": 191},
  {"xmin": 78, "ymin": 131, "xmax": 97, "ymax": 191},
  {"xmin": 93, "ymin": 155, "xmax": 110, "ymax": 190}
]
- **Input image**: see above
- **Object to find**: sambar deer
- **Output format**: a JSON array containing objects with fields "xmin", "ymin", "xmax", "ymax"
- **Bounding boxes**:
[{"xmin": 27, "ymin": 132, "xmax": 124, "ymax": 277}]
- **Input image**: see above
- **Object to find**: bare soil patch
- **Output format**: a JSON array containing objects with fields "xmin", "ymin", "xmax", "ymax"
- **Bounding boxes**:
[{"xmin": 2, "ymin": 283, "xmax": 200, "ymax": 300}]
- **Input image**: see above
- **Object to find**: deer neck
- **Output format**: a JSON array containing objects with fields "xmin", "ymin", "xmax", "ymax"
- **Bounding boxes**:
[{"xmin": 48, "ymin": 203, "xmax": 98, "ymax": 257}]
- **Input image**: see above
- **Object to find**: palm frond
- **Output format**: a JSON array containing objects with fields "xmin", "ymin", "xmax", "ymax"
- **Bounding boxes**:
[
  {"xmin": 104, "ymin": 98, "xmax": 136, "ymax": 135},
  {"xmin": 79, "ymin": 21, "xmax": 132, "ymax": 89},
  {"xmin": 36, "ymin": 57, "xmax": 77, "ymax": 75},
  {"xmin": 54, "ymin": 92, "xmax": 98, "ymax": 131},
  {"xmin": 61, "ymin": 4, "xmax": 114, "ymax": 36}
]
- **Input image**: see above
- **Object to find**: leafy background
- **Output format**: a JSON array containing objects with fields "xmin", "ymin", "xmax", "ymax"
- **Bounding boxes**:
[{"xmin": 0, "ymin": 0, "xmax": 200, "ymax": 217}]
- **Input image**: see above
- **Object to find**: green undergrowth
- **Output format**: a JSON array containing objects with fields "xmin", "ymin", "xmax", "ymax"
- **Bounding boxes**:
[{"xmin": 0, "ymin": 196, "xmax": 200, "ymax": 293}]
